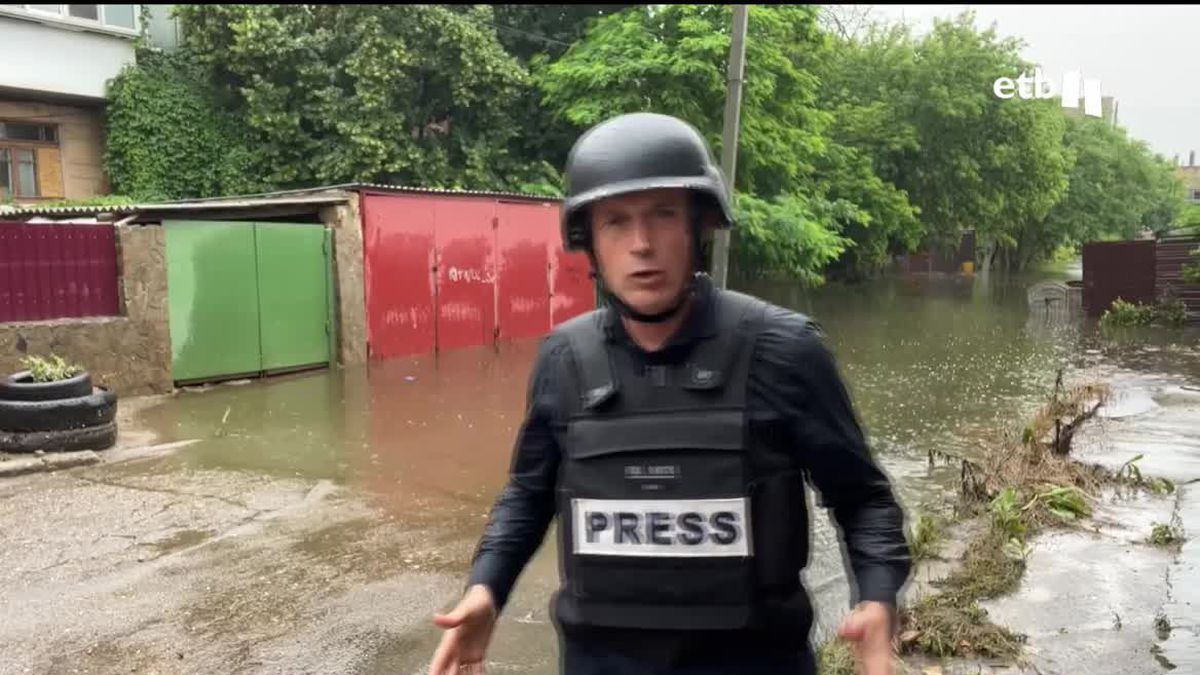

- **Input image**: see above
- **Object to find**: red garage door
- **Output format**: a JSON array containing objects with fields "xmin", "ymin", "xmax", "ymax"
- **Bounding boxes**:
[
  {"xmin": 496, "ymin": 201, "xmax": 553, "ymax": 341},
  {"xmin": 363, "ymin": 191, "xmax": 594, "ymax": 359},
  {"xmin": 434, "ymin": 198, "xmax": 498, "ymax": 351},
  {"xmin": 363, "ymin": 195, "xmax": 436, "ymax": 359}
]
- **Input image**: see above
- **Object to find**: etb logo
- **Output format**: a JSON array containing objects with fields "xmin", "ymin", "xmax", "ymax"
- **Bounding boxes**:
[{"xmin": 993, "ymin": 68, "xmax": 1104, "ymax": 118}]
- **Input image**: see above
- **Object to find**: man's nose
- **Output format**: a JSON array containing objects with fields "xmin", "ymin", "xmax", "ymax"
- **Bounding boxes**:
[{"xmin": 628, "ymin": 219, "xmax": 653, "ymax": 254}]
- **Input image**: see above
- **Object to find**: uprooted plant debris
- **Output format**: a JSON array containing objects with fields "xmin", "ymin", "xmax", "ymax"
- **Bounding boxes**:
[{"xmin": 895, "ymin": 371, "xmax": 1168, "ymax": 661}]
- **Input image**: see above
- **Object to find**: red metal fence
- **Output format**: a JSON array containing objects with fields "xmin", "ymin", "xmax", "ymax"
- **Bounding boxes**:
[
  {"xmin": 361, "ymin": 192, "xmax": 594, "ymax": 359},
  {"xmin": 0, "ymin": 221, "xmax": 121, "ymax": 323}
]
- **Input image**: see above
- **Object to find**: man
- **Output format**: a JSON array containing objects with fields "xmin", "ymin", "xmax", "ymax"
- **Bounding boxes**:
[{"xmin": 428, "ymin": 112, "xmax": 912, "ymax": 675}]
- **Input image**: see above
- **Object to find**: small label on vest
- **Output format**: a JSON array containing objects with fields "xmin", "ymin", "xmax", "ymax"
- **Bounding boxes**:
[{"xmin": 571, "ymin": 498, "xmax": 751, "ymax": 557}]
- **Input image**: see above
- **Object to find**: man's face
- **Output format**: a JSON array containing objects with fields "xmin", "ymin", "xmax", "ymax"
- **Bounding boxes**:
[{"xmin": 589, "ymin": 188, "xmax": 695, "ymax": 317}]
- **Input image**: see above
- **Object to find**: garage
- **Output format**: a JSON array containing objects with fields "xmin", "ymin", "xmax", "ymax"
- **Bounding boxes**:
[{"xmin": 360, "ymin": 189, "xmax": 593, "ymax": 359}]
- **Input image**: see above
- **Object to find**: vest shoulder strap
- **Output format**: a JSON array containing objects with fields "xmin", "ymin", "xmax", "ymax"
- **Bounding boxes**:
[
  {"xmin": 681, "ymin": 290, "xmax": 768, "ymax": 391},
  {"xmin": 555, "ymin": 308, "xmax": 618, "ymax": 412}
]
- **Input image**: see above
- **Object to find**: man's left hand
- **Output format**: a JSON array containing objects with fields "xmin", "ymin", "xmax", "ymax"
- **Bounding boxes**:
[{"xmin": 837, "ymin": 601, "xmax": 896, "ymax": 675}]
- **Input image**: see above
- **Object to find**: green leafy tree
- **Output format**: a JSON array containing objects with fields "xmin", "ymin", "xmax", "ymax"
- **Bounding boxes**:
[
  {"xmin": 538, "ymin": 4, "xmax": 898, "ymax": 281},
  {"xmin": 817, "ymin": 22, "xmax": 924, "ymax": 278},
  {"xmin": 174, "ymin": 4, "xmax": 552, "ymax": 191},
  {"xmin": 490, "ymin": 5, "xmax": 632, "ymax": 192},
  {"xmin": 540, "ymin": 4, "xmax": 830, "ymax": 198},
  {"xmin": 731, "ymin": 193, "xmax": 854, "ymax": 285},
  {"xmin": 105, "ymin": 48, "xmax": 263, "ymax": 200},
  {"xmin": 1038, "ymin": 117, "xmax": 1183, "ymax": 254}
]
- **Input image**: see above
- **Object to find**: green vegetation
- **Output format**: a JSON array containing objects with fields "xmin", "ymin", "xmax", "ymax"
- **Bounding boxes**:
[
  {"xmin": 900, "ymin": 381, "xmax": 1110, "ymax": 660},
  {"xmin": 1101, "ymin": 294, "xmax": 1187, "ymax": 328},
  {"xmin": 19, "ymin": 355, "xmax": 84, "ymax": 383},
  {"xmin": 815, "ymin": 637, "xmax": 856, "ymax": 675},
  {"xmin": 908, "ymin": 511, "xmax": 945, "ymax": 562},
  {"xmin": 1149, "ymin": 523, "xmax": 1183, "ymax": 547},
  {"xmin": 1182, "ymin": 248, "xmax": 1200, "ymax": 284},
  {"xmin": 30, "ymin": 195, "xmax": 138, "ymax": 209},
  {"xmin": 104, "ymin": 5, "xmax": 1186, "ymax": 282}
]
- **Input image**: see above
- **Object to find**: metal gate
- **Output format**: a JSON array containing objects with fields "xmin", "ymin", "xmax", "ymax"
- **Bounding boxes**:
[
  {"xmin": 165, "ymin": 220, "xmax": 332, "ymax": 383},
  {"xmin": 363, "ymin": 192, "xmax": 594, "ymax": 360},
  {"xmin": 0, "ymin": 221, "xmax": 120, "ymax": 322}
]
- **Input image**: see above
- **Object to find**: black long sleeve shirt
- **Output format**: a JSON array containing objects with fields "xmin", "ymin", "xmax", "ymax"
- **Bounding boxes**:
[{"xmin": 467, "ymin": 275, "xmax": 912, "ymax": 663}]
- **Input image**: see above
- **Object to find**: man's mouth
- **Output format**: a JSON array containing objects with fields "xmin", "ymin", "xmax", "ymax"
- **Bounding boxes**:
[{"xmin": 630, "ymin": 270, "xmax": 664, "ymax": 282}]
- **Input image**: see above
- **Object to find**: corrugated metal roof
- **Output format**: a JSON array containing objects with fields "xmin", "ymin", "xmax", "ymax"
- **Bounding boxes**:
[
  {"xmin": 353, "ymin": 183, "xmax": 562, "ymax": 202},
  {"xmin": 0, "ymin": 182, "xmax": 561, "ymax": 218},
  {"xmin": 1, "ymin": 194, "xmax": 348, "ymax": 217}
]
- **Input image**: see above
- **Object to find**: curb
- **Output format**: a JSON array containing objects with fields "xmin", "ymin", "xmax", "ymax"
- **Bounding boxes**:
[{"xmin": 0, "ymin": 450, "xmax": 100, "ymax": 478}]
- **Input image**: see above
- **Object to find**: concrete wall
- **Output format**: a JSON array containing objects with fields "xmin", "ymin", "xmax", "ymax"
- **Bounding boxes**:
[
  {"xmin": 0, "ymin": 226, "xmax": 172, "ymax": 396},
  {"xmin": 0, "ymin": 98, "xmax": 109, "ymax": 200},
  {"xmin": 0, "ymin": 15, "xmax": 136, "ymax": 100},
  {"xmin": 321, "ymin": 194, "xmax": 368, "ymax": 366}
]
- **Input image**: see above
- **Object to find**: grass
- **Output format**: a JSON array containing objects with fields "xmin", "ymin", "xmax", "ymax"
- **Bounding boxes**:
[
  {"xmin": 908, "ymin": 511, "xmax": 945, "ymax": 561},
  {"xmin": 900, "ymin": 595, "xmax": 1024, "ymax": 659},
  {"xmin": 1115, "ymin": 454, "xmax": 1177, "ymax": 495},
  {"xmin": 18, "ymin": 354, "xmax": 83, "ymax": 383},
  {"xmin": 815, "ymin": 637, "xmax": 856, "ymax": 675},
  {"xmin": 1149, "ymin": 523, "xmax": 1183, "ymax": 547}
]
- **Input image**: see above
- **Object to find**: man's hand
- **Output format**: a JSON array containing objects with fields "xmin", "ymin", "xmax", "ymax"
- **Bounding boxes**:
[
  {"xmin": 837, "ymin": 601, "xmax": 896, "ymax": 675},
  {"xmin": 429, "ymin": 584, "xmax": 498, "ymax": 675}
]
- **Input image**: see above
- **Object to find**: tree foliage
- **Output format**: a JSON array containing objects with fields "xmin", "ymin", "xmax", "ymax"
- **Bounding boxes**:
[
  {"xmin": 174, "ymin": 4, "xmax": 554, "ymax": 192},
  {"xmin": 104, "ymin": 48, "xmax": 262, "ymax": 200},
  {"xmin": 537, "ymin": 4, "xmax": 920, "ymax": 281},
  {"xmin": 103, "ymin": 4, "xmax": 1187, "ymax": 282}
]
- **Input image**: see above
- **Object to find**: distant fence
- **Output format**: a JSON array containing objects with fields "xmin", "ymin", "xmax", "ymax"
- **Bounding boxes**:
[
  {"xmin": 1081, "ymin": 240, "xmax": 1157, "ymax": 317},
  {"xmin": 1156, "ymin": 235, "xmax": 1200, "ymax": 317},
  {"xmin": 0, "ymin": 221, "xmax": 121, "ymax": 323},
  {"xmin": 898, "ymin": 230, "xmax": 977, "ymax": 274},
  {"xmin": 1081, "ymin": 237, "xmax": 1200, "ymax": 320}
]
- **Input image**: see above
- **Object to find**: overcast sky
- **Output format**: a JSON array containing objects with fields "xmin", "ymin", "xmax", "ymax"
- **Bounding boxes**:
[{"xmin": 854, "ymin": 4, "xmax": 1199, "ymax": 164}]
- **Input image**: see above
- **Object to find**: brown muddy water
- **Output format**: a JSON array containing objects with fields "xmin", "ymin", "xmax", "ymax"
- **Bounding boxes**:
[{"xmin": 1, "ymin": 267, "xmax": 1197, "ymax": 675}]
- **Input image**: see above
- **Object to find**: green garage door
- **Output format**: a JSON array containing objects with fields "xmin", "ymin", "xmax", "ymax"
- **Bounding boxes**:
[
  {"xmin": 165, "ymin": 220, "xmax": 332, "ymax": 384},
  {"xmin": 256, "ymin": 222, "xmax": 330, "ymax": 372}
]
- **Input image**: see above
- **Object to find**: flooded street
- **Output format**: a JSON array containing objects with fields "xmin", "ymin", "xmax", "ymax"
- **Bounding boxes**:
[{"xmin": 2, "ymin": 267, "xmax": 1198, "ymax": 675}]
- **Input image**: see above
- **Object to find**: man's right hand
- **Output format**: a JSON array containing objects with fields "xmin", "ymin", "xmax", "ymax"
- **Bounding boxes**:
[{"xmin": 429, "ymin": 584, "xmax": 498, "ymax": 675}]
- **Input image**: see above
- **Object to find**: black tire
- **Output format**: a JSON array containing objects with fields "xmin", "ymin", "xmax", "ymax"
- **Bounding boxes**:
[
  {"xmin": 0, "ymin": 421, "xmax": 117, "ymax": 453},
  {"xmin": 0, "ymin": 388, "xmax": 118, "ymax": 432},
  {"xmin": 0, "ymin": 371, "xmax": 93, "ymax": 402}
]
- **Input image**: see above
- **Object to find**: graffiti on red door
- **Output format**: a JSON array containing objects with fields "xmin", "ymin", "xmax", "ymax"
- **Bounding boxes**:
[{"xmin": 363, "ymin": 192, "xmax": 594, "ymax": 359}]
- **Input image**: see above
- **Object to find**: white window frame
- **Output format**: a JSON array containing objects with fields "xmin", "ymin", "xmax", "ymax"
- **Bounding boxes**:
[{"xmin": 0, "ymin": 4, "xmax": 140, "ymax": 38}]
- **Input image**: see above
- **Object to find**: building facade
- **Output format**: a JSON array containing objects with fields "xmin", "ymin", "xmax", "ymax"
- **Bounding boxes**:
[
  {"xmin": 0, "ymin": 4, "xmax": 177, "ymax": 205},
  {"xmin": 1177, "ymin": 153, "xmax": 1200, "ymax": 205}
]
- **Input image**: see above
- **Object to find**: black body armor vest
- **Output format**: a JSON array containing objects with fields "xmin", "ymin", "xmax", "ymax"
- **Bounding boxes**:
[{"xmin": 552, "ymin": 289, "xmax": 810, "ymax": 633}]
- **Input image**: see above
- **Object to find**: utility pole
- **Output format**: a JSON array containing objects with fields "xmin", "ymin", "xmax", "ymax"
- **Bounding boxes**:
[{"xmin": 711, "ymin": 4, "xmax": 748, "ymax": 290}]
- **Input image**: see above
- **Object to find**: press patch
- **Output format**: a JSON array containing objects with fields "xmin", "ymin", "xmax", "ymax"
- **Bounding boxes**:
[{"xmin": 571, "ymin": 498, "xmax": 751, "ymax": 557}]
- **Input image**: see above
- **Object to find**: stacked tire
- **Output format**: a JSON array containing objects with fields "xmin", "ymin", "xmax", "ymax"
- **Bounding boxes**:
[{"xmin": 0, "ymin": 371, "xmax": 118, "ymax": 453}]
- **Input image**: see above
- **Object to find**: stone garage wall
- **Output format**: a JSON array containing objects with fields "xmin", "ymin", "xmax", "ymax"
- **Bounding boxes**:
[{"xmin": 0, "ymin": 225, "xmax": 172, "ymax": 396}]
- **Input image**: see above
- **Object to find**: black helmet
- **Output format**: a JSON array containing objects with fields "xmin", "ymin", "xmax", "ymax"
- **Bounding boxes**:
[{"xmin": 560, "ymin": 112, "xmax": 734, "ymax": 252}]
